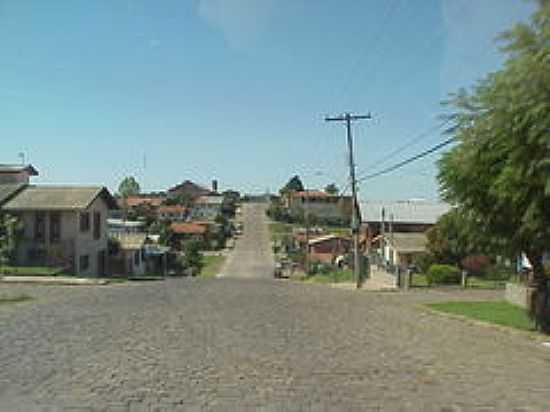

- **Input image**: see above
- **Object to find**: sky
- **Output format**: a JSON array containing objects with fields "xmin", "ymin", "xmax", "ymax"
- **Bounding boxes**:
[{"xmin": 0, "ymin": 0, "xmax": 536, "ymax": 200}]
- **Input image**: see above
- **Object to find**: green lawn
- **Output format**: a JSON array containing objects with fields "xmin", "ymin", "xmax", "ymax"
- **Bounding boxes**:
[
  {"xmin": 307, "ymin": 269, "xmax": 355, "ymax": 284},
  {"xmin": 0, "ymin": 295, "xmax": 32, "ymax": 305},
  {"xmin": 427, "ymin": 301, "xmax": 535, "ymax": 331},
  {"xmin": 200, "ymin": 255, "xmax": 226, "ymax": 278},
  {"xmin": 411, "ymin": 273, "xmax": 506, "ymax": 289},
  {"xmin": 0, "ymin": 266, "xmax": 63, "ymax": 276}
]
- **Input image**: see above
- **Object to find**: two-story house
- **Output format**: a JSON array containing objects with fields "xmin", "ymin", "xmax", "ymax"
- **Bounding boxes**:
[{"xmin": 2, "ymin": 185, "xmax": 118, "ymax": 276}]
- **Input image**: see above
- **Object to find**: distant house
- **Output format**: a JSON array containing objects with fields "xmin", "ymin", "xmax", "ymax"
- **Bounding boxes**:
[
  {"xmin": 191, "ymin": 195, "xmax": 223, "ymax": 220},
  {"xmin": 307, "ymin": 234, "xmax": 352, "ymax": 264},
  {"xmin": 107, "ymin": 218, "xmax": 147, "ymax": 235},
  {"xmin": 170, "ymin": 222, "xmax": 209, "ymax": 247},
  {"xmin": 381, "ymin": 232, "xmax": 428, "ymax": 268},
  {"xmin": 284, "ymin": 190, "xmax": 353, "ymax": 224},
  {"xmin": 157, "ymin": 205, "xmax": 188, "ymax": 222},
  {"xmin": 1, "ymin": 185, "xmax": 118, "ymax": 276},
  {"xmin": 122, "ymin": 195, "xmax": 164, "ymax": 209},
  {"xmin": 167, "ymin": 180, "xmax": 214, "ymax": 201},
  {"xmin": 109, "ymin": 233, "xmax": 147, "ymax": 277},
  {"xmin": 0, "ymin": 164, "xmax": 39, "ymax": 184}
]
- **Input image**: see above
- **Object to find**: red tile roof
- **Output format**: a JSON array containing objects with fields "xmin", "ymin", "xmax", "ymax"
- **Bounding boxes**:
[
  {"xmin": 292, "ymin": 191, "xmax": 330, "ymax": 198},
  {"xmin": 170, "ymin": 222, "xmax": 207, "ymax": 235},
  {"xmin": 124, "ymin": 196, "xmax": 164, "ymax": 208},
  {"xmin": 158, "ymin": 205, "xmax": 187, "ymax": 214}
]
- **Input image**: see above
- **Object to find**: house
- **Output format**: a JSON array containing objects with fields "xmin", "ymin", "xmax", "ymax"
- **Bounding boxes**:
[
  {"xmin": 167, "ymin": 180, "xmax": 215, "ymax": 201},
  {"xmin": 170, "ymin": 222, "xmax": 209, "ymax": 248},
  {"xmin": 0, "ymin": 164, "xmax": 39, "ymax": 184},
  {"xmin": 285, "ymin": 190, "xmax": 353, "ymax": 224},
  {"xmin": 109, "ymin": 233, "xmax": 147, "ymax": 276},
  {"xmin": 191, "ymin": 194, "xmax": 224, "ymax": 220},
  {"xmin": 157, "ymin": 205, "xmax": 188, "ymax": 221},
  {"xmin": 381, "ymin": 232, "xmax": 428, "ymax": 268},
  {"xmin": 307, "ymin": 234, "xmax": 352, "ymax": 264},
  {"xmin": 107, "ymin": 218, "xmax": 147, "ymax": 234},
  {"xmin": 1, "ymin": 185, "xmax": 118, "ymax": 276}
]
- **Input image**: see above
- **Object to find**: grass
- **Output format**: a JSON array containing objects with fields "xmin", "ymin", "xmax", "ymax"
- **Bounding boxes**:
[
  {"xmin": 199, "ymin": 255, "xmax": 226, "ymax": 278},
  {"xmin": 0, "ymin": 295, "xmax": 32, "ymax": 305},
  {"xmin": 411, "ymin": 273, "xmax": 507, "ymax": 289},
  {"xmin": 0, "ymin": 266, "xmax": 63, "ymax": 276},
  {"xmin": 427, "ymin": 300, "xmax": 535, "ymax": 331},
  {"xmin": 307, "ymin": 269, "xmax": 355, "ymax": 284}
]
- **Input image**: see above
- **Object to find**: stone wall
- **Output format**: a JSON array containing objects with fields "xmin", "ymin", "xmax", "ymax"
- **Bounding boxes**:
[{"xmin": 505, "ymin": 282, "xmax": 535, "ymax": 309}]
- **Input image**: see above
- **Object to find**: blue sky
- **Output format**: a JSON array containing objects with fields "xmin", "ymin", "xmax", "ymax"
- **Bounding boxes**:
[{"xmin": 1, "ymin": 0, "xmax": 535, "ymax": 200}]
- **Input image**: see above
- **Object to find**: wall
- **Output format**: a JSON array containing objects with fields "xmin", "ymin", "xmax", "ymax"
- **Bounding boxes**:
[
  {"xmin": 505, "ymin": 282, "xmax": 535, "ymax": 309},
  {"xmin": 0, "ymin": 171, "xmax": 30, "ymax": 184},
  {"xmin": 75, "ymin": 195, "xmax": 109, "ymax": 276}
]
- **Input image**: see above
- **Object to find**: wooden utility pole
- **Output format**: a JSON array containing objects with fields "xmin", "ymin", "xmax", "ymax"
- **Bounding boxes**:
[{"xmin": 325, "ymin": 112, "xmax": 371, "ymax": 288}]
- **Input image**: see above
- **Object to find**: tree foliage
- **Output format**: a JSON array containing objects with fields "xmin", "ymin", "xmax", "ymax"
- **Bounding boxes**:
[
  {"xmin": 324, "ymin": 183, "xmax": 339, "ymax": 195},
  {"xmin": 0, "ymin": 214, "xmax": 23, "ymax": 269},
  {"xmin": 438, "ymin": 0, "xmax": 550, "ymax": 330},
  {"xmin": 118, "ymin": 176, "xmax": 141, "ymax": 198},
  {"xmin": 280, "ymin": 175, "xmax": 304, "ymax": 194}
]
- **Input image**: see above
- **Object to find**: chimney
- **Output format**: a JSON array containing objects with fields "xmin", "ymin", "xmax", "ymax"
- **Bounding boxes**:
[{"xmin": 212, "ymin": 179, "xmax": 218, "ymax": 193}]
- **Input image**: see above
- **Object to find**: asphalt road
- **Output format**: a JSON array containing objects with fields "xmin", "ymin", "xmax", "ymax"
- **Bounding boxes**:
[{"xmin": 1, "ymin": 203, "xmax": 550, "ymax": 411}]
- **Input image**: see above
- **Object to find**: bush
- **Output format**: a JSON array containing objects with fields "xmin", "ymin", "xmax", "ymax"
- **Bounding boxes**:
[
  {"xmin": 426, "ymin": 264, "xmax": 461, "ymax": 285},
  {"xmin": 485, "ymin": 265, "xmax": 513, "ymax": 281},
  {"xmin": 413, "ymin": 253, "xmax": 434, "ymax": 274},
  {"xmin": 461, "ymin": 255, "xmax": 492, "ymax": 277}
]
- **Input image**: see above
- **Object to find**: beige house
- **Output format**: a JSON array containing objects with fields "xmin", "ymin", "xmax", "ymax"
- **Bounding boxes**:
[
  {"xmin": 285, "ymin": 190, "xmax": 353, "ymax": 224},
  {"xmin": 382, "ymin": 232, "xmax": 428, "ymax": 268},
  {"xmin": 2, "ymin": 185, "xmax": 118, "ymax": 276}
]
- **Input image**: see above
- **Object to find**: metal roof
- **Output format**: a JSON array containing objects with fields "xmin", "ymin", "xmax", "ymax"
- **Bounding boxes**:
[
  {"xmin": 3, "ymin": 185, "xmax": 118, "ymax": 211},
  {"xmin": 387, "ymin": 232, "xmax": 427, "ymax": 253},
  {"xmin": 361, "ymin": 200, "xmax": 450, "ymax": 225},
  {"xmin": 0, "ymin": 184, "xmax": 26, "ymax": 206},
  {"xmin": 0, "ymin": 164, "xmax": 39, "ymax": 176}
]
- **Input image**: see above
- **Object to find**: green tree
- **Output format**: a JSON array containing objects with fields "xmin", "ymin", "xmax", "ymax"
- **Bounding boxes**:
[
  {"xmin": 0, "ymin": 214, "xmax": 23, "ymax": 272},
  {"xmin": 438, "ymin": 0, "xmax": 550, "ymax": 331},
  {"xmin": 182, "ymin": 240, "xmax": 204, "ymax": 275},
  {"xmin": 118, "ymin": 176, "xmax": 141, "ymax": 197},
  {"xmin": 280, "ymin": 175, "xmax": 304, "ymax": 195},
  {"xmin": 324, "ymin": 183, "xmax": 339, "ymax": 195}
]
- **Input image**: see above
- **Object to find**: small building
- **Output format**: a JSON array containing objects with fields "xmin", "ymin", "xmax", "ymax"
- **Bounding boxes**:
[
  {"xmin": 307, "ymin": 234, "xmax": 352, "ymax": 264},
  {"xmin": 381, "ymin": 232, "xmax": 428, "ymax": 268},
  {"xmin": 167, "ymin": 180, "xmax": 213, "ymax": 201},
  {"xmin": 109, "ymin": 233, "xmax": 147, "ymax": 276},
  {"xmin": 285, "ymin": 190, "xmax": 353, "ymax": 224},
  {"xmin": 157, "ymin": 205, "xmax": 188, "ymax": 221},
  {"xmin": 0, "ymin": 164, "xmax": 39, "ymax": 184},
  {"xmin": 170, "ymin": 222, "xmax": 209, "ymax": 248},
  {"xmin": 191, "ymin": 195, "xmax": 223, "ymax": 220},
  {"xmin": 1, "ymin": 185, "xmax": 118, "ymax": 276}
]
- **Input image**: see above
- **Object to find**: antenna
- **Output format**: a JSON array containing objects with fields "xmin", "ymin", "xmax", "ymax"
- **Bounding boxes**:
[{"xmin": 18, "ymin": 152, "xmax": 25, "ymax": 165}]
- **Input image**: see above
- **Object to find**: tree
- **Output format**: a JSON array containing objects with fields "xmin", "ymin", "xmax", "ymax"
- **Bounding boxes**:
[
  {"xmin": 118, "ymin": 176, "xmax": 141, "ymax": 198},
  {"xmin": 438, "ymin": 0, "xmax": 550, "ymax": 331},
  {"xmin": 0, "ymin": 214, "xmax": 23, "ymax": 272},
  {"xmin": 324, "ymin": 183, "xmax": 339, "ymax": 195},
  {"xmin": 280, "ymin": 175, "xmax": 304, "ymax": 195},
  {"xmin": 182, "ymin": 240, "xmax": 204, "ymax": 275}
]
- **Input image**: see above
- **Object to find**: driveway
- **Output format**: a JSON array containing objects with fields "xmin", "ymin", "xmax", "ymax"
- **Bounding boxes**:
[{"xmin": 0, "ymin": 203, "xmax": 549, "ymax": 411}]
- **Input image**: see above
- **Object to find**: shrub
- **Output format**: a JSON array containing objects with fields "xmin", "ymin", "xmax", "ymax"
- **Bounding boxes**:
[
  {"xmin": 461, "ymin": 255, "xmax": 491, "ymax": 277},
  {"xmin": 413, "ymin": 253, "xmax": 434, "ymax": 274},
  {"xmin": 426, "ymin": 264, "xmax": 461, "ymax": 285},
  {"xmin": 485, "ymin": 265, "xmax": 513, "ymax": 281}
]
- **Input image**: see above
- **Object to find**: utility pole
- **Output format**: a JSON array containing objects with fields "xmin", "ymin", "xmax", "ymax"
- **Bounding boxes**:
[
  {"xmin": 304, "ymin": 190, "xmax": 310, "ymax": 275},
  {"xmin": 325, "ymin": 112, "xmax": 371, "ymax": 288}
]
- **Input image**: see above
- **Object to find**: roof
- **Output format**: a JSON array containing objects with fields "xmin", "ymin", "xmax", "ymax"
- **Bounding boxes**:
[
  {"xmin": 0, "ymin": 184, "xmax": 26, "ymax": 206},
  {"xmin": 123, "ymin": 196, "xmax": 164, "ymax": 208},
  {"xmin": 158, "ymin": 205, "xmax": 188, "ymax": 213},
  {"xmin": 113, "ymin": 233, "xmax": 147, "ymax": 250},
  {"xmin": 308, "ymin": 234, "xmax": 350, "ymax": 245},
  {"xmin": 0, "ymin": 164, "xmax": 39, "ymax": 176},
  {"xmin": 194, "ymin": 195, "xmax": 223, "ymax": 205},
  {"xmin": 292, "ymin": 190, "xmax": 330, "ymax": 198},
  {"xmin": 107, "ymin": 218, "xmax": 146, "ymax": 228},
  {"xmin": 361, "ymin": 200, "xmax": 450, "ymax": 225},
  {"xmin": 387, "ymin": 232, "xmax": 427, "ymax": 253},
  {"xmin": 168, "ymin": 180, "xmax": 211, "ymax": 194},
  {"xmin": 170, "ymin": 222, "xmax": 207, "ymax": 235},
  {"xmin": 3, "ymin": 185, "xmax": 118, "ymax": 211}
]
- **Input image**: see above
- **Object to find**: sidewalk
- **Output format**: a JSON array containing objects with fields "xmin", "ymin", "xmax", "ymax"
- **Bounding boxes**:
[{"xmin": 0, "ymin": 276, "xmax": 109, "ymax": 286}]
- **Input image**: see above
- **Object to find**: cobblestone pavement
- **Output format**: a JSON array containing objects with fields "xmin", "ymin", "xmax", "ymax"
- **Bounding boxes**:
[{"xmin": 0, "ymin": 204, "xmax": 549, "ymax": 411}]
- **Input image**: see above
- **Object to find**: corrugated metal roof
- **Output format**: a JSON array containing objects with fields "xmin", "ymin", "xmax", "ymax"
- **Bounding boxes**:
[
  {"xmin": 361, "ymin": 200, "xmax": 450, "ymax": 224},
  {"xmin": 0, "ymin": 184, "xmax": 25, "ymax": 206},
  {"xmin": 3, "ymin": 185, "xmax": 118, "ymax": 211}
]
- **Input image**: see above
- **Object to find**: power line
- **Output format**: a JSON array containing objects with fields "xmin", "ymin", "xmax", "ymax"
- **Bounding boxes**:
[{"xmin": 357, "ymin": 136, "xmax": 456, "ymax": 183}]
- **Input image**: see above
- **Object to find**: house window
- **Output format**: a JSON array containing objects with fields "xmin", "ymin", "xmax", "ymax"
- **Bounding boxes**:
[
  {"xmin": 34, "ymin": 212, "xmax": 46, "ymax": 242},
  {"xmin": 80, "ymin": 212, "xmax": 90, "ymax": 232},
  {"xmin": 49, "ymin": 212, "xmax": 61, "ymax": 243},
  {"xmin": 93, "ymin": 212, "xmax": 101, "ymax": 240},
  {"xmin": 79, "ymin": 255, "xmax": 90, "ymax": 272},
  {"xmin": 134, "ymin": 250, "xmax": 140, "ymax": 266}
]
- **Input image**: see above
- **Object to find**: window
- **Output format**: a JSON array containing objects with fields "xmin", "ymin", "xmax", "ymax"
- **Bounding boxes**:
[
  {"xmin": 34, "ymin": 212, "xmax": 46, "ymax": 242},
  {"xmin": 49, "ymin": 212, "xmax": 61, "ymax": 243},
  {"xmin": 93, "ymin": 211, "xmax": 101, "ymax": 240},
  {"xmin": 80, "ymin": 212, "xmax": 90, "ymax": 232},
  {"xmin": 79, "ymin": 255, "xmax": 89, "ymax": 272}
]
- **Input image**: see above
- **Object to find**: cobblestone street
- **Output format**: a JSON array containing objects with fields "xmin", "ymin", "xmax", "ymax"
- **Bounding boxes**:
[{"xmin": 1, "ymin": 204, "xmax": 549, "ymax": 411}]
